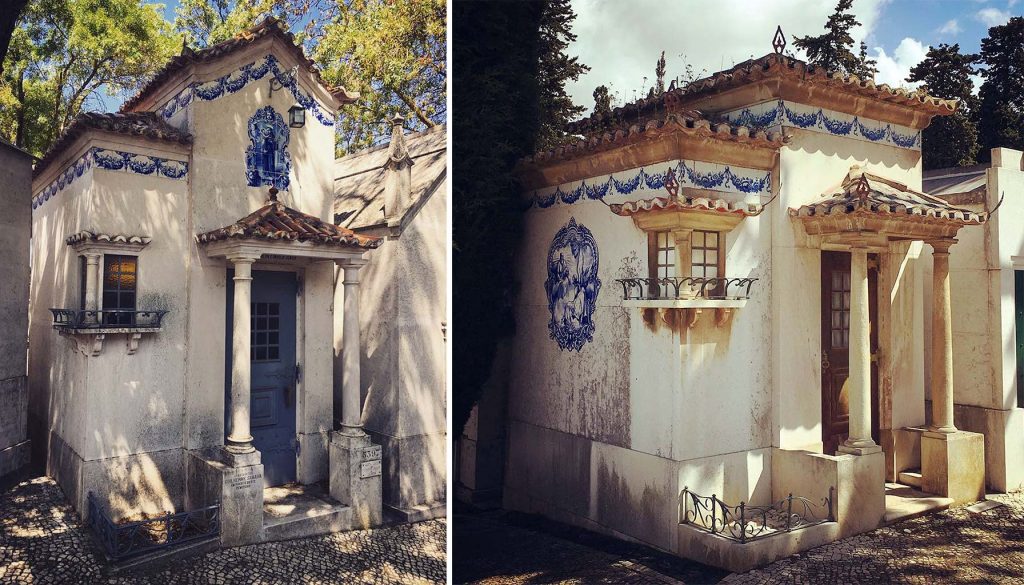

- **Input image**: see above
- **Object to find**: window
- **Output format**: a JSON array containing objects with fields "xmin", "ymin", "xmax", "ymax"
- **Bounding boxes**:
[
  {"xmin": 102, "ymin": 255, "xmax": 137, "ymax": 325},
  {"xmin": 690, "ymin": 230, "xmax": 722, "ymax": 279},
  {"xmin": 79, "ymin": 256, "xmax": 87, "ymax": 311},
  {"xmin": 251, "ymin": 302, "xmax": 281, "ymax": 361},
  {"xmin": 651, "ymin": 232, "xmax": 676, "ymax": 279},
  {"xmin": 830, "ymin": 270, "xmax": 851, "ymax": 349}
]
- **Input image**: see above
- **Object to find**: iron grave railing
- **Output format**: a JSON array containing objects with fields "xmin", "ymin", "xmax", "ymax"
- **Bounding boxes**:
[
  {"xmin": 616, "ymin": 277, "xmax": 758, "ymax": 301},
  {"xmin": 88, "ymin": 493, "xmax": 220, "ymax": 561},
  {"xmin": 679, "ymin": 486, "xmax": 834, "ymax": 544},
  {"xmin": 50, "ymin": 309, "xmax": 168, "ymax": 330}
]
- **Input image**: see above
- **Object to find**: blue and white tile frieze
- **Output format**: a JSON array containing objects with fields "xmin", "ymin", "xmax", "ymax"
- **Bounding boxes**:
[
  {"xmin": 529, "ymin": 159, "xmax": 771, "ymax": 209},
  {"xmin": 32, "ymin": 148, "xmax": 189, "ymax": 211},
  {"xmin": 545, "ymin": 217, "xmax": 602, "ymax": 352},
  {"xmin": 722, "ymin": 99, "xmax": 921, "ymax": 150},
  {"xmin": 157, "ymin": 54, "xmax": 335, "ymax": 127}
]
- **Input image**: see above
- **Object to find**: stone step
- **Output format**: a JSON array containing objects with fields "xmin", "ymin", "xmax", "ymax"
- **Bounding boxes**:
[
  {"xmin": 263, "ymin": 503, "xmax": 353, "ymax": 542},
  {"xmin": 898, "ymin": 469, "xmax": 923, "ymax": 488}
]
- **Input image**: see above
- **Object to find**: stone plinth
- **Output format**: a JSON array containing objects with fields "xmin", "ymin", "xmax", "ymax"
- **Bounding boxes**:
[
  {"xmin": 329, "ymin": 431, "xmax": 382, "ymax": 529},
  {"xmin": 922, "ymin": 430, "xmax": 985, "ymax": 505},
  {"xmin": 186, "ymin": 449, "xmax": 265, "ymax": 547}
]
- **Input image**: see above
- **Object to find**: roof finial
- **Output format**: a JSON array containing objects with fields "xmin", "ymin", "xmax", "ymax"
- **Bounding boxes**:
[
  {"xmin": 773, "ymin": 25, "xmax": 787, "ymax": 55},
  {"xmin": 386, "ymin": 113, "xmax": 412, "ymax": 167},
  {"xmin": 268, "ymin": 187, "xmax": 279, "ymax": 203}
]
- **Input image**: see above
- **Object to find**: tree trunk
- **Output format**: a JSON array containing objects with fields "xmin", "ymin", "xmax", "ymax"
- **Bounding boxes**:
[{"xmin": 0, "ymin": 0, "xmax": 29, "ymax": 79}]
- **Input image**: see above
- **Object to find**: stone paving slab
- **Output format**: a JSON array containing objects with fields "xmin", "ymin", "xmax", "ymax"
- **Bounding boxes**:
[
  {"xmin": 0, "ymin": 476, "xmax": 446, "ymax": 584},
  {"xmin": 456, "ymin": 492, "xmax": 1024, "ymax": 584}
]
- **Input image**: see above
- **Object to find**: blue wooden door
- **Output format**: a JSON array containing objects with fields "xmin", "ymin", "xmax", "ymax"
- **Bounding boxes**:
[{"xmin": 226, "ymin": 270, "xmax": 298, "ymax": 487}]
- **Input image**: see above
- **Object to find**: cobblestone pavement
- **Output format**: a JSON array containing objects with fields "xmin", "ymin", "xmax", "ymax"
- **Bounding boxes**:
[
  {"xmin": 456, "ymin": 493, "xmax": 1024, "ymax": 584},
  {"xmin": 0, "ymin": 476, "xmax": 446, "ymax": 584}
]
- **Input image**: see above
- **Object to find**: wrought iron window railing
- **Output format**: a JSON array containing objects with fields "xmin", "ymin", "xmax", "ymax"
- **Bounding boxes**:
[
  {"xmin": 88, "ymin": 493, "xmax": 220, "ymax": 561},
  {"xmin": 616, "ymin": 277, "xmax": 758, "ymax": 301},
  {"xmin": 50, "ymin": 309, "xmax": 168, "ymax": 330},
  {"xmin": 679, "ymin": 486, "xmax": 835, "ymax": 544}
]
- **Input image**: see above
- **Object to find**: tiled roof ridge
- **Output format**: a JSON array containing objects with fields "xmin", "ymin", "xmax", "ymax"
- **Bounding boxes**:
[
  {"xmin": 121, "ymin": 17, "xmax": 355, "ymax": 114},
  {"xmin": 523, "ymin": 109, "xmax": 785, "ymax": 166},
  {"xmin": 197, "ymin": 198, "xmax": 382, "ymax": 249},
  {"xmin": 33, "ymin": 111, "xmax": 193, "ymax": 180},
  {"xmin": 66, "ymin": 231, "xmax": 152, "ymax": 246},
  {"xmin": 609, "ymin": 195, "xmax": 763, "ymax": 217},
  {"xmin": 568, "ymin": 53, "xmax": 957, "ymax": 135}
]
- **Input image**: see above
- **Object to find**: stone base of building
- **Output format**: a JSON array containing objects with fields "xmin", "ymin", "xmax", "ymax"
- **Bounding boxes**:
[
  {"xmin": 0, "ymin": 440, "xmax": 30, "ymax": 480},
  {"xmin": 952, "ymin": 403, "xmax": 1024, "ymax": 492},
  {"xmin": 677, "ymin": 520, "xmax": 840, "ymax": 573},
  {"xmin": 921, "ymin": 430, "xmax": 985, "ymax": 505},
  {"xmin": 329, "ymin": 431, "xmax": 383, "ymax": 529},
  {"xmin": 368, "ymin": 429, "xmax": 446, "ymax": 520},
  {"xmin": 0, "ymin": 375, "xmax": 30, "ymax": 481},
  {"xmin": 386, "ymin": 500, "xmax": 446, "ymax": 523}
]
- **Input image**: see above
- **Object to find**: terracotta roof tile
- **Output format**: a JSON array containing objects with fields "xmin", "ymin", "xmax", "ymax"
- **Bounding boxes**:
[
  {"xmin": 121, "ymin": 17, "xmax": 356, "ymax": 113},
  {"xmin": 609, "ymin": 195, "xmax": 763, "ymax": 217},
  {"xmin": 33, "ymin": 112, "xmax": 192, "ymax": 179},
  {"xmin": 197, "ymin": 198, "xmax": 381, "ymax": 249},
  {"xmin": 791, "ymin": 166, "xmax": 985, "ymax": 224}
]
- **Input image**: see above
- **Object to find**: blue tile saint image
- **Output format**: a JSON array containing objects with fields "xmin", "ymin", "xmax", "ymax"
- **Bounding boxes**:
[{"xmin": 545, "ymin": 217, "xmax": 601, "ymax": 351}]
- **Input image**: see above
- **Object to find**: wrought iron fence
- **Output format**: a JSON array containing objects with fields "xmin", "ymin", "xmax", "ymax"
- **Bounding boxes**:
[
  {"xmin": 50, "ymin": 309, "xmax": 168, "ymax": 329},
  {"xmin": 616, "ymin": 277, "xmax": 758, "ymax": 301},
  {"xmin": 88, "ymin": 493, "xmax": 219, "ymax": 561},
  {"xmin": 678, "ymin": 486, "xmax": 834, "ymax": 544}
]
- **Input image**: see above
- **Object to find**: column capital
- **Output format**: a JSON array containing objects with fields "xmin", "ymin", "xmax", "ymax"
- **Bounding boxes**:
[
  {"xmin": 82, "ymin": 252, "xmax": 102, "ymax": 263},
  {"xmin": 928, "ymin": 238, "xmax": 958, "ymax": 255},
  {"xmin": 227, "ymin": 251, "xmax": 262, "ymax": 264},
  {"xmin": 336, "ymin": 257, "xmax": 369, "ymax": 269}
]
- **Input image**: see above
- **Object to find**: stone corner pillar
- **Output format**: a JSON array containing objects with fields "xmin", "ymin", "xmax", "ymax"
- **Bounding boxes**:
[
  {"xmin": 838, "ymin": 245, "xmax": 881, "ymax": 456},
  {"xmin": 329, "ymin": 431, "xmax": 383, "ymax": 529}
]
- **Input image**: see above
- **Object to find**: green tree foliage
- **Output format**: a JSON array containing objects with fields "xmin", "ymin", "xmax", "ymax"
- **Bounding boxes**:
[
  {"xmin": 977, "ymin": 16, "xmax": 1024, "ymax": 159},
  {"xmin": 655, "ymin": 50, "xmax": 666, "ymax": 95},
  {"xmin": 793, "ymin": 0, "xmax": 875, "ymax": 78},
  {"xmin": 452, "ymin": 0, "xmax": 544, "ymax": 438},
  {"xmin": 0, "ymin": 0, "xmax": 29, "ymax": 77},
  {"xmin": 907, "ymin": 43, "xmax": 980, "ymax": 169},
  {"xmin": 0, "ymin": 0, "xmax": 178, "ymax": 156},
  {"xmin": 174, "ymin": 0, "xmax": 285, "ymax": 48},
  {"xmin": 534, "ymin": 0, "xmax": 588, "ymax": 150},
  {"xmin": 592, "ymin": 84, "xmax": 611, "ymax": 117}
]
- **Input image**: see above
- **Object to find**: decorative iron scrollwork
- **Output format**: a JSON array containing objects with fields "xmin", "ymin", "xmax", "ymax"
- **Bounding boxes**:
[
  {"xmin": 615, "ymin": 277, "xmax": 758, "ymax": 301},
  {"xmin": 679, "ymin": 486, "xmax": 835, "ymax": 544}
]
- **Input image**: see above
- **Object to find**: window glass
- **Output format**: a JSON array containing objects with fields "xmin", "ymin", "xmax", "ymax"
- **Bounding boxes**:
[
  {"xmin": 654, "ymin": 232, "xmax": 675, "ymax": 279},
  {"xmin": 102, "ymin": 255, "xmax": 138, "ymax": 325},
  {"xmin": 691, "ymin": 230, "xmax": 723, "ymax": 280},
  {"xmin": 251, "ymin": 302, "xmax": 281, "ymax": 362}
]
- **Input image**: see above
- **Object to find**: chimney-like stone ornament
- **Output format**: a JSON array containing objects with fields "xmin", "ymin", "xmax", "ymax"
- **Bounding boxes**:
[{"xmin": 383, "ymin": 113, "xmax": 414, "ymax": 227}]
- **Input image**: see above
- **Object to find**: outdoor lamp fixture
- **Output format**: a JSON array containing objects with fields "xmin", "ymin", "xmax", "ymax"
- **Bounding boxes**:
[{"xmin": 288, "ymin": 105, "xmax": 306, "ymax": 128}]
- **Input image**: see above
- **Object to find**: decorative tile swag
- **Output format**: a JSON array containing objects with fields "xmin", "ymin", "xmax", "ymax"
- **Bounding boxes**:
[
  {"xmin": 32, "ymin": 148, "xmax": 189, "ymax": 211},
  {"xmin": 529, "ymin": 159, "xmax": 772, "ymax": 210},
  {"xmin": 721, "ymin": 99, "xmax": 921, "ymax": 150},
  {"xmin": 158, "ymin": 53, "xmax": 335, "ymax": 127}
]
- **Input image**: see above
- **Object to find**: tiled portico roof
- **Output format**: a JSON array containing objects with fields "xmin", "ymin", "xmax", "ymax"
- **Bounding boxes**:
[
  {"xmin": 791, "ymin": 166, "xmax": 985, "ymax": 224},
  {"xmin": 121, "ymin": 17, "xmax": 356, "ymax": 113},
  {"xmin": 609, "ymin": 196, "xmax": 763, "ymax": 217},
  {"xmin": 198, "ymin": 198, "xmax": 381, "ymax": 249},
  {"xmin": 33, "ymin": 112, "xmax": 192, "ymax": 179}
]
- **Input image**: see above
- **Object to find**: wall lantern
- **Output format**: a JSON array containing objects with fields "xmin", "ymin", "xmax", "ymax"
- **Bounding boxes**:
[{"xmin": 288, "ymin": 105, "xmax": 306, "ymax": 128}]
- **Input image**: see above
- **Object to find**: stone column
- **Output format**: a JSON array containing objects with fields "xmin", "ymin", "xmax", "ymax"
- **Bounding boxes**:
[
  {"xmin": 337, "ymin": 258, "xmax": 368, "ymax": 435},
  {"xmin": 929, "ymin": 239, "xmax": 957, "ymax": 434},
  {"xmin": 83, "ymin": 253, "xmax": 101, "ymax": 323},
  {"xmin": 330, "ymin": 256, "xmax": 381, "ymax": 528},
  {"xmin": 226, "ymin": 253, "xmax": 261, "ymax": 455},
  {"xmin": 840, "ymin": 246, "xmax": 880, "ymax": 455}
]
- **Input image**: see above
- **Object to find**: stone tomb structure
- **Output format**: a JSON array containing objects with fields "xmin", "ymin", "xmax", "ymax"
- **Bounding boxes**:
[
  {"xmin": 27, "ymin": 19, "xmax": 386, "ymax": 548},
  {"xmin": 508, "ymin": 53, "xmax": 992, "ymax": 571}
]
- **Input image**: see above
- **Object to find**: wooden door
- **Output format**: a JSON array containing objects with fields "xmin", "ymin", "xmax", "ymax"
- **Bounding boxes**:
[{"xmin": 821, "ymin": 251, "xmax": 879, "ymax": 454}]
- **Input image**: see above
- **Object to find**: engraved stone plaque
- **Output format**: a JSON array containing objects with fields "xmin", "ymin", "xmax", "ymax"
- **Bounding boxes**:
[
  {"xmin": 360, "ymin": 460, "xmax": 382, "ymax": 478},
  {"xmin": 362, "ymin": 445, "xmax": 382, "ymax": 461},
  {"xmin": 230, "ymin": 467, "xmax": 263, "ymax": 492}
]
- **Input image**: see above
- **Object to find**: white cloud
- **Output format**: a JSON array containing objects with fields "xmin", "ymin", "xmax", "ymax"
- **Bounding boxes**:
[
  {"xmin": 871, "ymin": 37, "xmax": 928, "ymax": 88},
  {"xmin": 566, "ymin": 0, "xmax": 889, "ymax": 113},
  {"xmin": 976, "ymin": 7, "xmax": 1011, "ymax": 26},
  {"xmin": 938, "ymin": 19, "xmax": 961, "ymax": 34}
]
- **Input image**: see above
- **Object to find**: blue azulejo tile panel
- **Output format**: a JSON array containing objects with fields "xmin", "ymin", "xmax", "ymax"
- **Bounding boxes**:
[
  {"xmin": 157, "ymin": 54, "xmax": 335, "ymax": 127},
  {"xmin": 245, "ymin": 106, "xmax": 292, "ymax": 191},
  {"xmin": 32, "ymin": 148, "xmax": 189, "ymax": 211},
  {"xmin": 721, "ymin": 99, "xmax": 921, "ymax": 150},
  {"xmin": 545, "ymin": 217, "xmax": 601, "ymax": 352},
  {"xmin": 528, "ymin": 159, "xmax": 771, "ymax": 209}
]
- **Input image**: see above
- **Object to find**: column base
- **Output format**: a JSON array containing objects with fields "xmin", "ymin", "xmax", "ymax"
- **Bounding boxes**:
[
  {"xmin": 329, "ymin": 431, "xmax": 382, "ymax": 529},
  {"xmin": 189, "ymin": 448, "xmax": 265, "ymax": 546},
  {"xmin": 921, "ymin": 430, "xmax": 985, "ymax": 505},
  {"xmin": 219, "ymin": 445, "xmax": 261, "ymax": 467},
  {"xmin": 838, "ymin": 442, "xmax": 882, "ymax": 456}
]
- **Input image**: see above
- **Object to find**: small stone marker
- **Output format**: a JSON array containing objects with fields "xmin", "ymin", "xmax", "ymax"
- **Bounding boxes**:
[
  {"xmin": 362, "ymin": 445, "xmax": 382, "ymax": 462},
  {"xmin": 965, "ymin": 500, "xmax": 1003, "ymax": 514},
  {"xmin": 360, "ymin": 459, "xmax": 382, "ymax": 478}
]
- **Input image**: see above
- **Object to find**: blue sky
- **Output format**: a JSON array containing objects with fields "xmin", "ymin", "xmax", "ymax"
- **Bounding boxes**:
[{"xmin": 567, "ymin": 0, "xmax": 1022, "ymax": 113}]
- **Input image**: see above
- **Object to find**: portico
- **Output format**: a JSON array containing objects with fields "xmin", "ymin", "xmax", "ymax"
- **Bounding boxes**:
[{"xmin": 792, "ymin": 166, "xmax": 988, "ymax": 504}]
